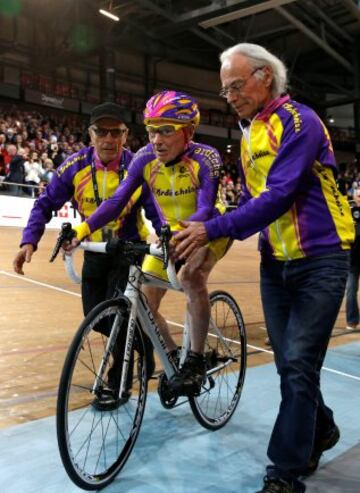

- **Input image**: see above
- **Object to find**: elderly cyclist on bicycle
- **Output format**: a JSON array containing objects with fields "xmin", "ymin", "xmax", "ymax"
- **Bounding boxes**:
[{"xmin": 69, "ymin": 90, "xmax": 231, "ymax": 396}]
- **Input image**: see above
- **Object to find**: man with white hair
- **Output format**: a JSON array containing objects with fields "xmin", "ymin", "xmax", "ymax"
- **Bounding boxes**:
[{"xmin": 175, "ymin": 43, "xmax": 354, "ymax": 493}]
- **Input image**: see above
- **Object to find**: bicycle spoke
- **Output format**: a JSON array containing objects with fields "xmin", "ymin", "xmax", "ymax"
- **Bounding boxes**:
[
  {"xmin": 189, "ymin": 291, "xmax": 247, "ymax": 430},
  {"xmin": 57, "ymin": 300, "xmax": 148, "ymax": 489}
]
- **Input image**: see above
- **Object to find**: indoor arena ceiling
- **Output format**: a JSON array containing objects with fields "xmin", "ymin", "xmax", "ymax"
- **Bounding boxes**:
[{"xmin": 23, "ymin": 0, "xmax": 360, "ymax": 108}]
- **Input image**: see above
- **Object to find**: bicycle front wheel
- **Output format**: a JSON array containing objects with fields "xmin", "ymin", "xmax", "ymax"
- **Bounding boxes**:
[
  {"xmin": 57, "ymin": 298, "xmax": 148, "ymax": 490},
  {"xmin": 189, "ymin": 290, "xmax": 246, "ymax": 430}
]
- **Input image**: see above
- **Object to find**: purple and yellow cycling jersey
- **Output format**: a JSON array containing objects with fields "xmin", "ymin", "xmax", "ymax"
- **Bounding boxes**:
[
  {"xmin": 21, "ymin": 146, "xmax": 147, "ymax": 249},
  {"xmin": 205, "ymin": 96, "xmax": 354, "ymax": 260},
  {"xmin": 85, "ymin": 141, "xmax": 224, "ymax": 237}
]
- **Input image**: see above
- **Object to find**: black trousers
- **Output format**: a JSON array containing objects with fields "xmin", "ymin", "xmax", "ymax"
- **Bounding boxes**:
[
  {"xmin": 81, "ymin": 250, "xmax": 129, "ymax": 316},
  {"xmin": 81, "ymin": 250, "xmax": 155, "ymax": 378}
]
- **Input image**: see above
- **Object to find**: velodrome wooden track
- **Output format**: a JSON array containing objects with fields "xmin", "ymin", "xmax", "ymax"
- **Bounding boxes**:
[{"xmin": 1, "ymin": 226, "xmax": 359, "ymax": 429}]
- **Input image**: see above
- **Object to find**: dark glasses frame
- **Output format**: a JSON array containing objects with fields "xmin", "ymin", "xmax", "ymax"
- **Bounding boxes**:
[{"xmin": 91, "ymin": 126, "xmax": 128, "ymax": 138}]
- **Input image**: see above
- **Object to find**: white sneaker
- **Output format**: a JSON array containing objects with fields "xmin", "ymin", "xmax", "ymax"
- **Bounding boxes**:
[{"xmin": 346, "ymin": 324, "xmax": 357, "ymax": 330}]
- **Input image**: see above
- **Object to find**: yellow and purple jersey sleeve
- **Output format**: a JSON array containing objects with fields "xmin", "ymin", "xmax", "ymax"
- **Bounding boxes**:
[
  {"xmin": 205, "ymin": 99, "xmax": 354, "ymax": 260},
  {"xmin": 21, "ymin": 147, "xmax": 146, "ymax": 248}
]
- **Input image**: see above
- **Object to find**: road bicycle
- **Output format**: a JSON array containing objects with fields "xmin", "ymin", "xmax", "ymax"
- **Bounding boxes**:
[{"xmin": 52, "ymin": 224, "xmax": 247, "ymax": 490}]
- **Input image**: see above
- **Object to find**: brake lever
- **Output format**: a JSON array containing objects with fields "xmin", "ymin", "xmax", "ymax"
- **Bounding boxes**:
[{"xmin": 49, "ymin": 222, "xmax": 75, "ymax": 262}]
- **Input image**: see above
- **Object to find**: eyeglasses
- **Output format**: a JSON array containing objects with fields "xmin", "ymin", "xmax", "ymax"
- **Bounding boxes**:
[
  {"xmin": 146, "ymin": 123, "xmax": 188, "ymax": 138},
  {"xmin": 91, "ymin": 127, "xmax": 127, "ymax": 138},
  {"xmin": 219, "ymin": 67, "xmax": 264, "ymax": 98}
]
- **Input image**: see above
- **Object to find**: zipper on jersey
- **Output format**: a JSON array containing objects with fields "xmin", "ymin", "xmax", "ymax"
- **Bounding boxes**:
[{"xmin": 170, "ymin": 166, "xmax": 181, "ymax": 220}]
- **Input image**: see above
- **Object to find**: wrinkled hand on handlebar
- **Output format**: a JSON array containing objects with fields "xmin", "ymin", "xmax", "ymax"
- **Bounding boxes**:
[
  {"xmin": 63, "ymin": 222, "xmax": 91, "ymax": 253},
  {"xmin": 49, "ymin": 221, "xmax": 90, "ymax": 262}
]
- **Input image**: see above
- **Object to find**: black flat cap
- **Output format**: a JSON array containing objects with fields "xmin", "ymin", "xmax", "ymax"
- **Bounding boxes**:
[{"xmin": 90, "ymin": 102, "xmax": 127, "ymax": 125}]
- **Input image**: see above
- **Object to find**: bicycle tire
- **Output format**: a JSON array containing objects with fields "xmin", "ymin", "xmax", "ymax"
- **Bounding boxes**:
[
  {"xmin": 189, "ymin": 290, "xmax": 246, "ymax": 430},
  {"xmin": 57, "ymin": 297, "xmax": 148, "ymax": 490}
]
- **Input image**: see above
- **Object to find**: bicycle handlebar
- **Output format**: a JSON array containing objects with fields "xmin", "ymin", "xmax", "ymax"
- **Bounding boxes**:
[
  {"xmin": 49, "ymin": 222, "xmax": 75, "ymax": 263},
  {"xmin": 53, "ymin": 223, "xmax": 182, "ymax": 291}
]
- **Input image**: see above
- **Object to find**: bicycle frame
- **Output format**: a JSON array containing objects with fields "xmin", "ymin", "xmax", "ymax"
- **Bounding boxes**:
[
  {"xmin": 55, "ymin": 234, "xmax": 247, "ymax": 490},
  {"xmin": 117, "ymin": 263, "xmax": 190, "ymax": 401},
  {"xmin": 63, "ymin": 241, "xmax": 237, "ymax": 402}
]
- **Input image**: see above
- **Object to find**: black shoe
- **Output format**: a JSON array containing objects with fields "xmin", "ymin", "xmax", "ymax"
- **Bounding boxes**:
[
  {"xmin": 300, "ymin": 425, "xmax": 340, "ymax": 476},
  {"xmin": 168, "ymin": 350, "xmax": 206, "ymax": 397},
  {"xmin": 92, "ymin": 356, "xmax": 132, "ymax": 412},
  {"xmin": 256, "ymin": 476, "xmax": 296, "ymax": 493},
  {"xmin": 91, "ymin": 388, "xmax": 131, "ymax": 411}
]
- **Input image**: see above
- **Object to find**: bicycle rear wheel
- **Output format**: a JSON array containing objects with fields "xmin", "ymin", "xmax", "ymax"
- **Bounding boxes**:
[
  {"xmin": 189, "ymin": 290, "xmax": 246, "ymax": 430},
  {"xmin": 57, "ymin": 298, "xmax": 148, "ymax": 490}
]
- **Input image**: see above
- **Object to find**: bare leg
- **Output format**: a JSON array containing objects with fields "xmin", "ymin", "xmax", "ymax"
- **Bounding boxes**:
[
  {"xmin": 142, "ymin": 285, "xmax": 177, "ymax": 353},
  {"xmin": 180, "ymin": 247, "xmax": 217, "ymax": 354}
]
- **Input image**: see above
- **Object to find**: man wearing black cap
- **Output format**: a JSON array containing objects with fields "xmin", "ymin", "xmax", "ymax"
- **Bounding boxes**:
[{"xmin": 13, "ymin": 102, "xmax": 155, "ymax": 409}]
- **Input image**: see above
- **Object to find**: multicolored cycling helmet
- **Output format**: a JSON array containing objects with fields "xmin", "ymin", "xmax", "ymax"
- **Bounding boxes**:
[{"xmin": 143, "ymin": 90, "xmax": 200, "ymax": 126}]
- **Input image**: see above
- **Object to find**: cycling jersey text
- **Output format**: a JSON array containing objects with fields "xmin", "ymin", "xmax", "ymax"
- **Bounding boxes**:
[
  {"xmin": 153, "ymin": 186, "xmax": 196, "ymax": 196},
  {"xmin": 283, "ymin": 103, "xmax": 302, "ymax": 133},
  {"xmin": 193, "ymin": 148, "xmax": 221, "ymax": 178},
  {"xmin": 57, "ymin": 154, "xmax": 87, "ymax": 176}
]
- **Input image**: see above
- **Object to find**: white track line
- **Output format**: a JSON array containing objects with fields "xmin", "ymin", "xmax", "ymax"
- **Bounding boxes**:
[
  {"xmin": 4, "ymin": 271, "xmax": 360, "ymax": 382},
  {"xmin": 165, "ymin": 320, "xmax": 183, "ymax": 328},
  {"xmin": 168, "ymin": 321, "xmax": 360, "ymax": 382},
  {"xmin": 0, "ymin": 270, "xmax": 81, "ymax": 297}
]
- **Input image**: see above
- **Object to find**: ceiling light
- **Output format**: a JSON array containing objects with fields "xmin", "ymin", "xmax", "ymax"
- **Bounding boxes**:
[{"xmin": 99, "ymin": 8, "xmax": 119, "ymax": 22}]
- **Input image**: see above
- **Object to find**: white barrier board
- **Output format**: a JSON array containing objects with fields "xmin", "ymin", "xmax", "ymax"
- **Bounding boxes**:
[
  {"xmin": 0, "ymin": 195, "xmax": 155, "ymax": 234},
  {"xmin": 0, "ymin": 195, "xmax": 81, "ymax": 229}
]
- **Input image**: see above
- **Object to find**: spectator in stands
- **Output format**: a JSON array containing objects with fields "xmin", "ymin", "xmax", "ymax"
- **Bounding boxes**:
[
  {"xmin": 48, "ymin": 141, "xmax": 63, "ymax": 168},
  {"xmin": 24, "ymin": 151, "xmax": 44, "ymax": 197},
  {"xmin": 234, "ymin": 181, "xmax": 242, "ymax": 204},
  {"xmin": 174, "ymin": 42, "xmax": 354, "ymax": 493},
  {"xmin": 345, "ymin": 188, "xmax": 360, "ymax": 330},
  {"xmin": 34, "ymin": 129, "xmax": 43, "ymax": 151},
  {"xmin": 6, "ymin": 127, "xmax": 15, "ymax": 144},
  {"xmin": 42, "ymin": 158, "xmax": 55, "ymax": 183},
  {"xmin": 224, "ymin": 180, "xmax": 236, "ymax": 206},
  {"xmin": 0, "ymin": 134, "xmax": 9, "ymax": 176},
  {"xmin": 5, "ymin": 144, "xmax": 25, "ymax": 195}
]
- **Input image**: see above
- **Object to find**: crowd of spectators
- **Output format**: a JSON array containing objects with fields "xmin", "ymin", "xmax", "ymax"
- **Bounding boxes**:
[
  {"xmin": 336, "ymin": 159, "xmax": 360, "ymax": 199},
  {"xmin": 0, "ymin": 105, "xmax": 149, "ymax": 196},
  {"xmin": 0, "ymin": 106, "xmax": 86, "ymax": 195},
  {"xmin": 0, "ymin": 104, "xmax": 243, "ymax": 205},
  {"xmin": 2, "ymin": 104, "xmax": 356, "ymax": 208}
]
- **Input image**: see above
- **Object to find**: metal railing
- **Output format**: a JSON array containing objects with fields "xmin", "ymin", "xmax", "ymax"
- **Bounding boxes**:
[{"xmin": 0, "ymin": 178, "xmax": 45, "ymax": 197}]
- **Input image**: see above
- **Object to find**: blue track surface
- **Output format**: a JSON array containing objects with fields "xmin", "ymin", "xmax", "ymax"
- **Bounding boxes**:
[{"xmin": 1, "ymin": 342, "xmax": 359, "ymax": 493}]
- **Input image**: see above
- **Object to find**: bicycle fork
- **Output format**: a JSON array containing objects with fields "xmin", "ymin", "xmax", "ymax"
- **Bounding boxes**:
[{"xmin": 91, "ymin": 310, "xmax": 124, "ymax": 394}]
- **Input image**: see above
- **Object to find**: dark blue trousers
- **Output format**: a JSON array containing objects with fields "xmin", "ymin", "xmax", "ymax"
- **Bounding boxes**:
[
  {"xmin": 260, "ymin": 252, "xmax": 349, "ymax": 492},
  {"xmin": 345, "ymin": 262, "xmax": 360, "ymax": 325}
]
